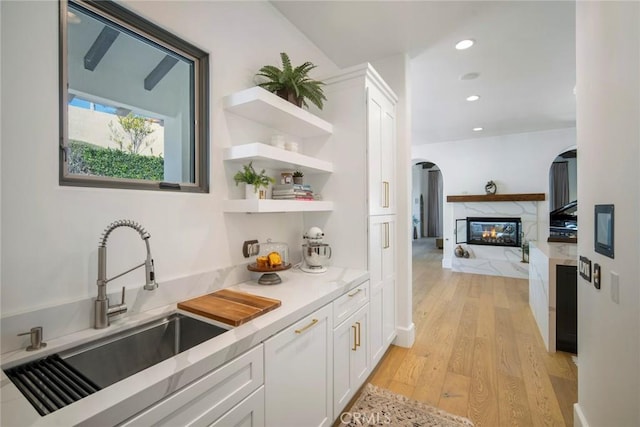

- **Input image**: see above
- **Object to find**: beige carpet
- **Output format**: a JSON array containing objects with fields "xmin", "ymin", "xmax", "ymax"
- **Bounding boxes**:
[{"xmin": 339, "ymin": 384, "xmax": 474, "ymax": 427}]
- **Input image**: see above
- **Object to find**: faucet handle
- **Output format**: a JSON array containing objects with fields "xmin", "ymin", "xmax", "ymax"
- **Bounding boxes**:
[
  {"xmin": 120, "ymin": 286, "xmax": 126, "ymax": 305},
  {"xmin": 18, "ymin": 326, "xmax": 47, "ymax": 351}
]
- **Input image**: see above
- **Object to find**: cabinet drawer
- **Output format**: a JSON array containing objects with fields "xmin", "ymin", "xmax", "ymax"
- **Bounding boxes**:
[
  {"xmin": 210, "ymin": 386, "xmax": 265, "ymax": 427},
  {"xmin": 120, "ymin": 344, "xmax": 264, "ymax": 427},
  {"xmin": 333, "ymin": 281, "xmax": 369, "ymax": 326}
]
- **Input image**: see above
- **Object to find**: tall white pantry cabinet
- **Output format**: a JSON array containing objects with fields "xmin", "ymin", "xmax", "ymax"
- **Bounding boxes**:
[{"xmin": 311, "ymin": 63, "xmax": 398, "ymax": 412}]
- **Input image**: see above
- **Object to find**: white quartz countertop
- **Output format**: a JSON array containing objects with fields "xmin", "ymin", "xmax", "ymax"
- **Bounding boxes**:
[
  {"xmin": 530, "ymin": 241, "xmax": 578, "ymax": 261},
  {"xmin": 0, "ymin": 266, "xmax": 368, "ymax": 427}
]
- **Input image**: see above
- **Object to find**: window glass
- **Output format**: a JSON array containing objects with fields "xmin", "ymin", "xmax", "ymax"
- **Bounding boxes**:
[{"xmin": 60, "ymin": 0, "xmax": 209, "ymax": 192}]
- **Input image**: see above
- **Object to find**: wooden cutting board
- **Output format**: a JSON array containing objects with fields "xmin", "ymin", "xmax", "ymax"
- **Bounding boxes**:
[{"xmin": 178, "ymin": 289, "xmax": 281, "ymax": 327}]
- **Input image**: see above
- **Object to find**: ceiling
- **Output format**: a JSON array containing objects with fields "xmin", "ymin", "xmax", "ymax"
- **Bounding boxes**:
[{"xmin": 271, "ymin": 1, "xmax": 576, "ymax": 144}]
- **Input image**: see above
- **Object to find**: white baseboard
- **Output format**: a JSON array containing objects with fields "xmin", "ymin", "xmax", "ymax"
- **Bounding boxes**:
[
  {"xmin": 442, "ymin": 257, "xmax": 452, "ymax": 269},
  {"xmin": 574, "ymin": 403, "xmax": 589, "ymax": 427},
  {"xmin": 393, "ymin": 322, "xmax": 415, "ymax": 347}
]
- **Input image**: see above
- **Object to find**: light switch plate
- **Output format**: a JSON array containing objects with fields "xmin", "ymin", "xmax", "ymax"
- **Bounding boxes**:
[
  {"xmin": 611, "ymin": 271, "xmax": 620, "ymax": 304},
  {"xmin": 242, "ymin": 240, "xmax": 259, "ymax": 258},
  {"xmin": 593, "ymin": 263, "xmax": 601, "ymax": 289}
]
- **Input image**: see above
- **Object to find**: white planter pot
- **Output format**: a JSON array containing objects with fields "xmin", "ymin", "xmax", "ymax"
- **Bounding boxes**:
[{"xmin": 245, "ymin": 184, "xmax": 267, "ymax": 199}]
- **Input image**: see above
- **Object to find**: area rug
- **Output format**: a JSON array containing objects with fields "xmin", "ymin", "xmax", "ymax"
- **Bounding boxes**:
[{"xmin": 338, "ymin": 383, "xmax": 474, "ymax": 427}]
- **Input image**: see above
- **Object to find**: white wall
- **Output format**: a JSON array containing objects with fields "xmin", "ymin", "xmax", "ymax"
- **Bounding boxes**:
[
  {"xmin": 575, "ymin": 2, "xmax": 640, "ymax": 426},
  {"xmin": 0, "ymin": 1, "xmax": 338, "ymax": 316},
  {"xmin": 412, "ymin": 127, "xmax": 576, "ymax": 268}
]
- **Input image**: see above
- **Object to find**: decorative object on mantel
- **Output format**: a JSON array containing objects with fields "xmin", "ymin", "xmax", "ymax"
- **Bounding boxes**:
[
  {"xmin": 233, "ymin": 161, "xmax": 274, "ymax": 199},
  {"xmin": 485, "ymin": 180, "xmax": 497, "ymax": 195},
  {"xmin": 255, "ymin": 52, "xmax": 327, "ymax": 110},
  {"xmin": 447, "ymin": 193, "xmax": 546, "ymax": 202}
]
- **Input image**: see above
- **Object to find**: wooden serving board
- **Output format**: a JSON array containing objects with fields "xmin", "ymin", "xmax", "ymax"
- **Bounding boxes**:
[{"xmin": 177, "ymin": 289, "xmax": 281, "ymax": 327}]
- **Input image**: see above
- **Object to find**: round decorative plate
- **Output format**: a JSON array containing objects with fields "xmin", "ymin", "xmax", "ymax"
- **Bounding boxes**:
[{"xmin": 247, "ymin": 263, "xmax": 292, "ymax": 273}]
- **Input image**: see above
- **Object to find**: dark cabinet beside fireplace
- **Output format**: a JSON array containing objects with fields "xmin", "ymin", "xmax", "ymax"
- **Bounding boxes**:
[{"xmin": 556, "ymin": 265, "xmax": 578, "ymax": 353}]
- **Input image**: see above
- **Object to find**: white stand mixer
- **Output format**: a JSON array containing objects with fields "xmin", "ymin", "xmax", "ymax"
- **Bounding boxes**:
[{"xmin": 301, "ymin": 227, "xmax": 332, "ymax": 273}]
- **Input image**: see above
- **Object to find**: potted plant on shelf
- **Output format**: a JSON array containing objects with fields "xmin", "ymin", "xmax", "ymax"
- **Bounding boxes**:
[
  {"xmin": 233, "ymin": 162, "xmax": 274, "ymax": 199},
  {"xmin": 292, "ymin": 169, "xmax": 304, "ymax": 185},
  {"xmin": 255, "ymin": 52, "xmax": 327, "ymax": 110}
]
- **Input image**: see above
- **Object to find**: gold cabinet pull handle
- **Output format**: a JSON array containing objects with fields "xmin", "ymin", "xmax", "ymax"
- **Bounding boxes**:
[
  {"xmin": 295, "ymin": 318, "xmax": 319, "ymax": 334},
  {"xmin": 383, "ymin": 222, "xmax": 390, "ymax": 249},
  {"xmin": 382, "ymin": 181, "xmax": 390, "ymax": 208},
  {"xmin": 348, "ymin": 289, "xmax": 362, "ymax": 297},
  {"xmin": 356, "ymin": 321, "xmax": 361, "ymax": 348},
  {"xmin": 352, "ymin": 325, "xmax": 357, "ymax": 351}
]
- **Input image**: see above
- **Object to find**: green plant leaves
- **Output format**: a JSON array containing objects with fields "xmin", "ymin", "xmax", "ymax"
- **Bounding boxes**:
[
  {"xmin": 233, "ymin": 161, "xmax": 274, "ymax": 188},
  {"xmin": 255, "ymin": 52, "xmax": 327, "ymax": 110},
  {"xmin": 68, "ymin": 140, "xmax": 164, "ymax": 180}
]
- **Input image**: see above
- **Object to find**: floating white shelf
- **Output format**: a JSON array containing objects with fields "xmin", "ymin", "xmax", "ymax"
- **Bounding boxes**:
[
  {"xmin": 223, "ymin": 199, "xmax": 334, "ymax": 213},
  {"xmin": 224, "ymin": 143, "xmax": 333, "ymax": 174},
  {"xmin": 223, "ymin": 87, "xmax": 333, "ymax": 138}
]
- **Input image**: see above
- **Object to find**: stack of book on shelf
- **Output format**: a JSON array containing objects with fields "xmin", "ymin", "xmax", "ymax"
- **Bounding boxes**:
[{"xmin": 272, "ymin": 183, "xmax": 315, "ymax": 200}]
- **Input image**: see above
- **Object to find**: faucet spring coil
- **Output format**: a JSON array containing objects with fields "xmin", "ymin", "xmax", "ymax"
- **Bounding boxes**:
[{"xmin": 99, "ymin": 219, "xmax": 150, "ymax": 246}]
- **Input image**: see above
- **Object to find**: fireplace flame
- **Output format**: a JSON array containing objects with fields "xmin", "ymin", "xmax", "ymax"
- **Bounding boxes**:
[{"xmin": 482, "ymin": 227, "xmax": 497, "ymax": 239}]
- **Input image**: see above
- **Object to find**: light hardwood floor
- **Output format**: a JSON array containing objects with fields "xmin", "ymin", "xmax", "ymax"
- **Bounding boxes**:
[{"xmin": 368, "ymin": 238, "xmax": 577, "ymax": 426}]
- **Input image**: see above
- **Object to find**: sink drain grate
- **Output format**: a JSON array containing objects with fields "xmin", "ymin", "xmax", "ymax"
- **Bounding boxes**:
[{"xmin": 5, "ymin": 354, "xmax": 101, "ymax": 416}]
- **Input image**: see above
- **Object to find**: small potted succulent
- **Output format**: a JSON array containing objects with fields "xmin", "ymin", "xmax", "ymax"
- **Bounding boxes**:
[
  {"xmin": 292, "ymin": 169, "xmax": 304, "ymax": 185},
  {"xmin": 233, "ymin": 162, "xmax": 274, "ymax": 199},
  {"xmin": 255, "ymin": 52, "xmax": 327, "ymax": 110}
]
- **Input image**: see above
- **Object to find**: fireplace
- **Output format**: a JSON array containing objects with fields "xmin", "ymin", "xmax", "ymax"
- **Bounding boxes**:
[{"xmin": 467, "ymin": 217, "xmax": 522, "ymax": 247}]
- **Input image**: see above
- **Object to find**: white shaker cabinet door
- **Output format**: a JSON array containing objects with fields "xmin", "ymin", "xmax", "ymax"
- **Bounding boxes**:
[
  {"xmin": 264, "ymin": 304, "xmax": 333, "ymax": 427},
  {"xmin": 367, "ymin": 84, "xmax": 396, "ymax": 216},
  {"xmin": 333, "ymin": 304, "xmax": 370, "ymax": 418}
]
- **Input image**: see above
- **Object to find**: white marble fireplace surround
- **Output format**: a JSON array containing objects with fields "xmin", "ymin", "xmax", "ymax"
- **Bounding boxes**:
[{"xmin": 451, "ymin": 201, "xmax": 538, "ymax": 279}]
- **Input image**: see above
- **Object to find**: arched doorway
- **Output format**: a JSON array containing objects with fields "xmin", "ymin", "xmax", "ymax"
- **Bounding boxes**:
[
  {"xmin": 412, "ymin": 159, "xmax": 444, "ymax": 254},
  {"xmin": 549, "ymin": 148, "xmax": 577, "ymax": 241}
]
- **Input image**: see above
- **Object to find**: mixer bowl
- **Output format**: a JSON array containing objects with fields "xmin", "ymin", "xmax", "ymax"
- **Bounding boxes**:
[{"xmin": 302, "ymin": 243, "xmax": 332, "ymax": 272}]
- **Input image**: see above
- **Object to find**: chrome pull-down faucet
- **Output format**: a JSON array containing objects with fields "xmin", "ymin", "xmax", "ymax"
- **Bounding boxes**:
[{"xmin": 95, "ymin": 220, "xmax": 158, "ymax": 329}]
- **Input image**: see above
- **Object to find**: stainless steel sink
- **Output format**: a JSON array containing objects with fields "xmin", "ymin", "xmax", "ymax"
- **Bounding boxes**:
[
  {"xmin": 60, "ymin": 313, "xmax": 229, "ymax": 389},
  {"xmin": 4, "ymin": 313, "xmax": 230, "ymax": 416}
]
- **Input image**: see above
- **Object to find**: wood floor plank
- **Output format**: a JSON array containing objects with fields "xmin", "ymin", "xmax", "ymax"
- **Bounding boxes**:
[
  {"xmin": 438, "ymin": 371, "xmax": 471, "ymax": 417},
  {"xmin": 493, "ymin": 276, "xmax": 511, "ymax": 309},
  {"xmin": 447, "ymin": 300, "xmax": 479, "ymax": 376},
  {"xmin": 391, "ymin": 352, "xmax": 427, "ymax": 386},
  {"xmin": 468, "ymin": 337, "xmax": 500, "ymax": 426},
  {"xmin": 515, "ymin": 332, "xmax": 566, "ymax": 427},
  {"xmin": 497, "ymin": 372, "xmax": 534, "ymax": 426},
  {"xmin": 542, "ymin": 351, "xmax": 578, "ymax": 381},
  {"xmin": 368, "ymin": 345, "xmax": 410, "ymax": 388},
  {"xmin": 549, "ymin": 374, "xmax": 577, "ymax": 427},
  {"xmin": 476, "ymin": 285, "xmax": 496, "ymax": 341},
  {"xmin": 469, "ymin": 274, "xmax": 483, "ymax": 298},
  {"xmin": 366, "ymin": 238, "xmax": 576, "ymax": 426},
  {"xmin": 386, "ymin": 380, "xmax": 415, "ymax": 398},
  {"xmin": 495, "ymin": 307, "xmax": 524, "ymax": 378}
]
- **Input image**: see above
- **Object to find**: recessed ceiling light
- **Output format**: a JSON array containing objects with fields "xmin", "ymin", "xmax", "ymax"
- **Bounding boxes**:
[
  {"xmin": 460, "ymin": 72, "xmax": 480, "ymax": 80},
  {"xmin": 473, "ymin": 127, "xmax": 483, "ymax": 132},
  {"xmin": 466, "ymin": 95, "xmax": 480, "ymax": 102},
  {"xmin": 455, "ymin": 39, "xmax": 475, "ymax": 50}
]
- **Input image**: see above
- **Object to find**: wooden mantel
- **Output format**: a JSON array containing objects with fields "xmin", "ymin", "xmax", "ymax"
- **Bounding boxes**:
[{"xmin": 447, "ymin": 193, "xmax": 546, "ymax": 202}]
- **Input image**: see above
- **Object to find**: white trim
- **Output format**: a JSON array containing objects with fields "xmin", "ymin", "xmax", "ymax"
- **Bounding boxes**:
[
  {"xmin": 322, "ymin": 63, "xmax": 399, "ymax": 103},
  {"xmin": 393, "ymin": 322, "xmax": 415, "ymax": 347},
  {"xmin": 574, "ymin": 403, "xmax": 589, "ymax": 427}
]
